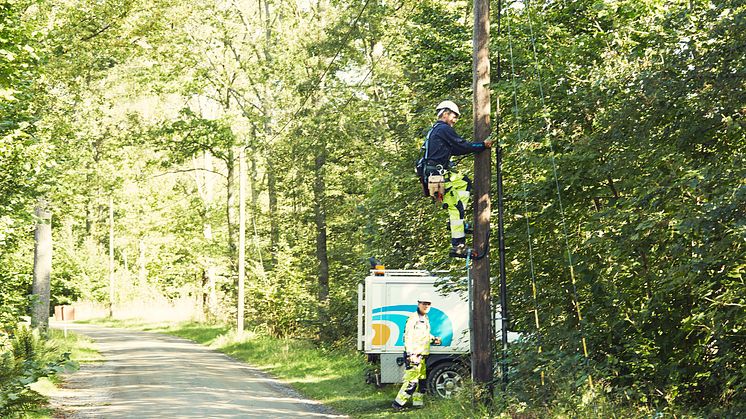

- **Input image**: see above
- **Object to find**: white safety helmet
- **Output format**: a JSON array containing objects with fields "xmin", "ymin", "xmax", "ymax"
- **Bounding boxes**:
[
  {"xmin": 417, "ymin": 295, "xmax": 432, "ymax": 304},
  {"xmin": 436, "ymin": 100, "xmax": 460, "ymax": 117}
]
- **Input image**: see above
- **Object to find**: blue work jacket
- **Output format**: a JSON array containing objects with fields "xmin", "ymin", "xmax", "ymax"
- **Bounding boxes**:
[{"xmin": 423, "ymin": 120, "xmax": 487, "ymax": 167}]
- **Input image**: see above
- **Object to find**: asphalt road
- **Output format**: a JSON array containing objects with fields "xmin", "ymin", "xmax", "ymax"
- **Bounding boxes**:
[{"xmin": 50, "ymin": 322, "xmax": 345, "ymax": 418}]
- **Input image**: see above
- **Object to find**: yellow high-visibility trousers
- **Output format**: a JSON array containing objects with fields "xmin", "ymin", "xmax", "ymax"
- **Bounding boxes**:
[
  {"xmin": 394, "ymin": 360, "xmax": 426, "ymax": 407},
  {"xmin": 442, "ymin": 170, "xmax": 471, "ymax": 246}
]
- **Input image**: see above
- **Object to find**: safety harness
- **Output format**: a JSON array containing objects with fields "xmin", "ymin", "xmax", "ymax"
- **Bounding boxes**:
[{"xmin": 415, "ymin": 125, "xmax": 446, "ymax": 202}]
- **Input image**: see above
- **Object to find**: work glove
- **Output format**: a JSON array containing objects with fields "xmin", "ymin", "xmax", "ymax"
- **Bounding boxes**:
[{"xmin": 483, "ymin": 134, "xmax": 494, "ymax": 148}]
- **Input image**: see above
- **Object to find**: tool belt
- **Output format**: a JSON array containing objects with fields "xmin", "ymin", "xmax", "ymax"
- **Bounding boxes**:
[
  {"xmin": 427, "ymin": 174, "xmax": 445, "ymax": 201},
  {"xmin": 402, "ymin": 351, "xmax": 426, "ymax": 369},
  {"xmin": 419, "ymin": 162, "xmax": 446, "ymax": 201}
]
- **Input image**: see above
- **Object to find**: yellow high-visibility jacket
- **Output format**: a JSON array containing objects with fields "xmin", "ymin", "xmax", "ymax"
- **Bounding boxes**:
[{"xmin": 404, "ymin": 312, "xmax": 434, "ymax": 355}]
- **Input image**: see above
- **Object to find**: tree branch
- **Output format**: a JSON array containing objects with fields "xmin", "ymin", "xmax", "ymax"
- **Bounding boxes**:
[{"xmin": 150, "ymin": 167, "xmax": 227, "ymax": 179}]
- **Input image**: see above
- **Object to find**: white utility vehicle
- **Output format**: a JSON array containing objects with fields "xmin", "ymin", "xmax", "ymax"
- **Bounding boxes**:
[{"xmin": 357, "ymin": 268, "xmax": 509, "ymax": 398}]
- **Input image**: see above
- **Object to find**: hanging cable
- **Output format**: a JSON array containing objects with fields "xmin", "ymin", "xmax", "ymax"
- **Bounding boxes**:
[
  {"xmin": 333, "ymin": 1, "xmax": 419, "ymax": 114},
  {"xmin": 505, "ymin": 0, "xmax": 544, "ymax": 387},
  {"xmin": 268, "ymin": 0, "xmax": 374, "ymax": 144},
  {"xmin": 523, "ymin": 0, "xmax": 593, "ymax": 389}
]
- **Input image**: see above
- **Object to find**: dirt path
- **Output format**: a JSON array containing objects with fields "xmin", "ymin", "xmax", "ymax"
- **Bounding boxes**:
[{"xmin": 50, "ymin": 323, "xmax": 346, "ymax": 418}]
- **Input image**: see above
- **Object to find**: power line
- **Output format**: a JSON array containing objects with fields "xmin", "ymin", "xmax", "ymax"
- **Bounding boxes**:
[
  {"xmin": 333, "ymin": 2, "xmax": 417, "ymax": 113},
  {"xmin": 523, "ymin": 0, "xmax": 594, "ymax": 389},
  {"xmin": 268, "ymin": 0, "xmax": 374, "ymax": 144},
  {"xmin": 505, "ymin": 0, "xmax": 543, "ymax": 387}
]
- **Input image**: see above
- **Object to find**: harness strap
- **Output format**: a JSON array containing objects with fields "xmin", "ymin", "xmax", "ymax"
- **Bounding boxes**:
[{"xmin": 423, "ymin": 124, "xmax": 436, "ymax": 160}]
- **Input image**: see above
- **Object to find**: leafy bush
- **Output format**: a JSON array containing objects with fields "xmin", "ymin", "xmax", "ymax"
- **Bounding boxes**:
[{"xmin": 0, "ymin": 327, "xmax": 77, "ymax": 417}]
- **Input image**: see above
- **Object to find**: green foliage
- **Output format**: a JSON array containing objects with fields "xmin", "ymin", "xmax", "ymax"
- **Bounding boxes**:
[
  {"xmin": 398, "ymin": 0, "xmax": 472, "ymax": 111},
  {"xmin": 0, "ymin": 327, "xmax": 77, "ymax": 417},
  {"xmin": 0, "ymin": 0, "xmax": 48, "ymax": 331},
  {"xmin": 495, "ymin": 0, "xmax": 745, "ymax": 414},
  {"xmin": 247, "ymin": 243, "xmax": 319, "ymax": 338},
  {"xmin": 1, "ymin": 0, "xmax": 743, "ymax": 415},
  {"xmin": 158, "ymin": 109, "xmax": 238, "ymax": 166},
  {"xmin": 0, "ymin": 234, "xmax": 34, "ymax": 333},
  {"xmin": 46, "ymin": 329, "xmax": 102, "ymax": 365}
]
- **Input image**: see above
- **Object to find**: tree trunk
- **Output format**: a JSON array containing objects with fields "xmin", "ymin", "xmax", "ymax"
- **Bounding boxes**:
[
  {"xmin": 207, "ymin": 266, "xmax": 217, "ymax": 316},
  {"xmin": 313, "ymin": 146, "xmax": 330, "ymax": 309},
  {"xmin": 267, "ymin": 158, "xmax": 279, "ymax": 254},
  {"xmin": 199, "ymin": 150, "xmax": 218, "ymax": 316},
  {"xmin": 247, "ymin": 144, "xmax": 265, "ymax": 269},
  {"xmin": 85, "ymin": 199, "xmax": 94, "ymax": 236},
  {"xmin": 237, "ymin": 147, "xmax": 247, "ymax": 333},
  {"xmin": 138, "ymin": 239, "xmax": 147, "ymax": 288},
  {"xmin": 262, "ymin": 0, "xmax": 279, "ymax": 256},
  {"xmin": 108, "ymin": 196, "xmax": 115, "ymax": 317},
  {"xmin": 201, "ymin": 269, "xmax": 208, "ymax": 316},
  {"xmin": 122, "ymin": 248, "xmax": 129, "ymax": 274},
  {"xmin": 31, "ymin": 200, "xmax": 52, "ymax": 332},
  {"xmin": 225, "ymin": 150, "xmax": 236, "ymax": 263}
]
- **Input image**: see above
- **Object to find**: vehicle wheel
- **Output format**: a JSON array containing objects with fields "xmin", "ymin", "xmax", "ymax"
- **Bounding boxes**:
[{"xmin": 427, "ymin": 362, "xmax": 466, "ymax": 399}]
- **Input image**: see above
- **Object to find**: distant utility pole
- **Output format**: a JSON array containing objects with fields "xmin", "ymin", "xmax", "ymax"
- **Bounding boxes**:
[
  {"xmin": 138, "ymin": 239, "xmax": 147, "ymax": 289},
  {"xmin": 109, "ymin": 196, "xmax": 115, "ymax": 317},
  {"xmin": 237, "ymin": 147, "xmax": 247, "ymax": 334},
  {"xmin": 471, "ymin": 0, "xmax": 493, "ymax": 402},
  {"xmin": 31, "ymin": 200, "xmax": 52, "ymax": 332}
]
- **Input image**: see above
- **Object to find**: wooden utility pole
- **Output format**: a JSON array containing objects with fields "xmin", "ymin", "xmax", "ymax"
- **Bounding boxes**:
[
  {"xmin": 108, "ymin": 196, "xmax": 115, "ymax": 317},
  {"xmin": 471, "ymin": 0, "xmax": 493, "ymax": 401},
  {"xmin": 31, "ymin": 200, "xmax": 52, "ymax": 332},
  {"xmin": 197, "ymin": 150, "xmax": 217, "ymax": 317},
  {"xmin": 122, "ymin": 249, "xmax": 129, "ymax": 274},
  {"xmin": 237, "ymin": 146, "xmax": 247, "ymax": 334}
]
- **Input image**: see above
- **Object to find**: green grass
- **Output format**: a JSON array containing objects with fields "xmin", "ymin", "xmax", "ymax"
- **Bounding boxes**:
[
  {"xmin": 85, "ymin": 318, "xmax": 488, "ymax": 418},
  {"xmin": 48, "ymin": 327, "xmax": 104, "ymax": 364}
]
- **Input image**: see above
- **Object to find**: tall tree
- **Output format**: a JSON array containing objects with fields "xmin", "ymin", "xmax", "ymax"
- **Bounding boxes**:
[{"xmin": 30, "ymin": 202, "xmax": 52, "ymax": 332}]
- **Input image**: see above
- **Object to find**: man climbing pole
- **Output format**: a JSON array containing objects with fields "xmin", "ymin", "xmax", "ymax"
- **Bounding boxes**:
[
  {"xmin": 392, "ymin": 295, "xmax": 441, "ymax": 411},
  {"xmin": 418, "ymin": 100, "xmax": 493, "ymax": 257}
]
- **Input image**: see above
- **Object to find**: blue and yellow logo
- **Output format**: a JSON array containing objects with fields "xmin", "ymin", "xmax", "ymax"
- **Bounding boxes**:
[{"xmin": 370, "ymin": 305, "xmax": 453, "ymax": 347}]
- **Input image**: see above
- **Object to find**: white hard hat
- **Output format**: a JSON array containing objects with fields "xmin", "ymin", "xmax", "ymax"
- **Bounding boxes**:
[
  {"xmin": 417, "ymin": 295, "xmax": 432, "ymax": 304},
  {"xmin": 436, "ymin": 100, "xmax": 460, "ymax": 117}
]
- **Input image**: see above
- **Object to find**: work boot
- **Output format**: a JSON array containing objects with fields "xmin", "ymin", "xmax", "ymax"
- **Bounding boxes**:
[
  {"xmin": 391, "ymin": 401, "xmax": 405, "ymax": 411},
  {"xmin": 449, "ymin": 243, "xmax": 469, "ymax": 257}
]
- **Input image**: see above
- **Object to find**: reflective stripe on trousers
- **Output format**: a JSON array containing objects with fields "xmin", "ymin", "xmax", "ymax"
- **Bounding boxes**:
[
  {"xmin": 442, "ymin": 170, "xmax": 471, "ymax": 244},
  {"xmin": 394, "ymin": 360, "xmax": 427, "ymax": 407}
]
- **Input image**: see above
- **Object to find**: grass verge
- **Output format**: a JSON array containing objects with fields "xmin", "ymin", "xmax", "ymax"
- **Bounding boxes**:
[{"xmin": 48, "ymin": 326, "xmax": 104, "ymax": 364}]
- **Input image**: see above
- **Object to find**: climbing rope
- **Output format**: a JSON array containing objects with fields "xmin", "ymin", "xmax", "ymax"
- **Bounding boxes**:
[
  {"xmin": 504, "ymin": 1, "xmax": 544, "ymax": 387},
  {"xmin": 522, "ymin": 0, "xmax": 594, "ymax": 389}
]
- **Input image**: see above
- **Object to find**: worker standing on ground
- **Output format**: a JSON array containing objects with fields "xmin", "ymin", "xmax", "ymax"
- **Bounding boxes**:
[
  {"xmin": 392, "ymin": 295, "xmax": 441, "ymax": 411},
  {"xmin": 418, "ymin": 101, "xmax": 493, "ymax": 257}
]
